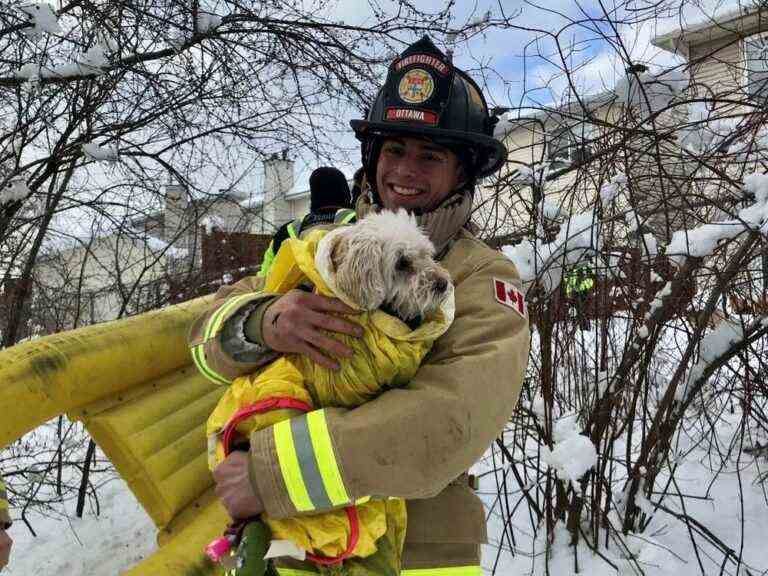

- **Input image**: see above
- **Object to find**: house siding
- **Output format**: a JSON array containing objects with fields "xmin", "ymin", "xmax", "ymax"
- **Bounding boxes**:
[{"xmin": 689, "ymin": 36, "xmax": 744, "ymax": 97}]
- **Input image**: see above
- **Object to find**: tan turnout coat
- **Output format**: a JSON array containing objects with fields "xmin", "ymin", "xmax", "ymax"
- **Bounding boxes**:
[{"xmin": 188, "ymin": 198, "xmax": 530, "ymax": 572}]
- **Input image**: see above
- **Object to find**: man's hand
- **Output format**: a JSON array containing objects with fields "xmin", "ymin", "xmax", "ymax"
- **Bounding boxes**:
[
  {"xmin": 0, "ymin": 529, "xmax": 11, "ymax": 571},
  {"xmin": 262, "ymin": 289, "xmax": 363, "ymax": 370},
  {"xmin": 213, "ymin": 452, "xmax": 265, "ymax": 520}
]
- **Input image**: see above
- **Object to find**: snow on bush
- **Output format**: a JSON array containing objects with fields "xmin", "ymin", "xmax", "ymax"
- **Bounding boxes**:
[
  {"xmin": 197, "ymin": 12, "xmax": 222, "ymax": 33},
  {"xmin": 82, "ymin": 142, "xmax": 118, "ymax": 162},
  {"xmin": 640, "ymin": 232, "xmax": 658, "ymax": 257},
  {"xmin": 16, "ymin": 45, "xmax": 108, "ymax": 80},
  {"xmin": 677, "ymin": 102, "xmax": 739, "ymax": 153},
  {"xmin": 201, "ymin": 215, "xmax": 225, "ymax": 234},
  {"xmin": 678, "ymin": 320, "xmax": 745, "ymax": 401},
  {"xmin": 539, "ymin": 198, "xmax": 562, "ymax": 220},
  {"xmin": 667, "ymin": 172, "xmax": 768, "ymax": 265},
  {"xmin": 743, "ymin": 171, "xmax": 768, "ymax": 207},
  {"xmin": 511, "ymin": 162, "xmax": 548, "ymax": 184},
  {"xmin": 599, "ymin": 172, "xmax": 626, "ymax": 206},
  {"xmin": 168, "ymin": 11, "xmax": 222, "ymax": 50},
  {"xmin": 19, "ymin": 3, "xmax": 62, "ymax": 37},
  {"xmin": 0, "ymin": 178, "xmax": 30, "ymax": 205},
  {"xmin": 541, "ymin": 415, "xmax": 597, "ymax": 485},
  {"xmin": 503, "ymin": 211, "xmax": 601, "ymax": 291},
  {"xmin": 668, "ymin": 222, "xmax": 744, "ymax": 265},
  {"xmin": 648, "ymin": 281, "xmax": 672, "ymax": 317},
  {"xmin": 615, "ymin": 67, "xmax": 687, "ymax": 116}
]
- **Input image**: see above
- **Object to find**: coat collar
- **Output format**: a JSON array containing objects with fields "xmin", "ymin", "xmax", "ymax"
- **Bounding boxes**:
[{"xmin": 355, "ymin": 187, "xmax": 472, "ymax": 257}]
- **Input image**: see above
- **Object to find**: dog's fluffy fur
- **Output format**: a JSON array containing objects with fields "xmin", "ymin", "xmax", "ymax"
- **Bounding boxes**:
[{"xmin": 315, "ymin": 209, "xmax": 452, "ymax": 322}]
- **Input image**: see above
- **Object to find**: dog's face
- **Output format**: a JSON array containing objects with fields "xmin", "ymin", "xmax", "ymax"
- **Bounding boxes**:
[{"xmin": 320, "ymin": 210, "xmax": 452, "ymax": 321}]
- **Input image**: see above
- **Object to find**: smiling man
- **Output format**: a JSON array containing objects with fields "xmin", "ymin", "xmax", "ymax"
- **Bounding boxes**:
[{"xmin": 192, "ymin": 36, "xmax": 530, "ymax": 574}]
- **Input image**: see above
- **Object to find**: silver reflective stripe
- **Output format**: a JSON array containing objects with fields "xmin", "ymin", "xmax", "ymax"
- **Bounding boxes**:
[{"xmin": 290, "ymin": 416, "xmax": 333, "ymax": 510}]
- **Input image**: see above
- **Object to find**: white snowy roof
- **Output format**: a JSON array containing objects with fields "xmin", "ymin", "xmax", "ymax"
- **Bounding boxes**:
[
  {"xmin": 652, "ymin": 6, "xmax": 765, "ymax": 56},
  {"xmin": 39, "ymin": 226, "xmax": 187, "ymax": 260},
  {"xmin": 496, "ymin": 91, "xmax": 615, "ymax": 139}
]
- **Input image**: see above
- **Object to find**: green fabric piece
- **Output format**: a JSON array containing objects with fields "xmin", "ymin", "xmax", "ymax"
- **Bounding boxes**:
[
  {"xmin": 227, "ymin": 520, "xmax": 272, "ymax": 576},
  {"xmin": 243, "ymin": 297, "xmax": 280, "ymax": 346}
]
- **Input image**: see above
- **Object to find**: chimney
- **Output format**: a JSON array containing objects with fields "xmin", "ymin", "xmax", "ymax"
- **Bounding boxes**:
[
  {"xmin": 260, "ymin": 151, "xmax": 294, "ymax": 233},
  {"xmin": 164, "ymin": 182, "xmax": 188, "ymax": 244}
]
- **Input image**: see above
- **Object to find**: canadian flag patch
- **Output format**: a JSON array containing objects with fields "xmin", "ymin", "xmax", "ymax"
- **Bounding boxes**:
[{"xmin": 493, "ymin": 278, "xmax": 527, "ymax": 317}]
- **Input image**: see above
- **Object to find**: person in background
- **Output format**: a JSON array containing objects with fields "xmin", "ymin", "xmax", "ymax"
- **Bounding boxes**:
[{"xmin": 258, "ymin": 166, "xmax": 356, "ymax": 277}]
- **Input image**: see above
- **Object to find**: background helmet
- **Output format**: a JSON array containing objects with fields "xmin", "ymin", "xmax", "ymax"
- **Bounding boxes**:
[{"xmin": 350, "ymin": 35, "xmax": 507, "ymax": 184}]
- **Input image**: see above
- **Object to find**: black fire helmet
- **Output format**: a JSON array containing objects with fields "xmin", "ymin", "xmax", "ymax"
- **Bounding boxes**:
[{"xmin": 350, "ymin": 36, "xmax": 507, "ymax": 190}]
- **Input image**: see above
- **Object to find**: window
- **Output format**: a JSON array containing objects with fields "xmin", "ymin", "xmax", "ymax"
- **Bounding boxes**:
[
  {"xmin": 547, "ymin": 121, "xmax": 595, "ymax": 167},
  {"xmin": 744, "ymin": 32, "xmax": 768, "ymax": 101}
]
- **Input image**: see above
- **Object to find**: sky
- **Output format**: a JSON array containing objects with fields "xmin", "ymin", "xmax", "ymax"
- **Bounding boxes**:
[{"xmin": 32, "ymin": 0, "xmax": 755, "ymax": 230}]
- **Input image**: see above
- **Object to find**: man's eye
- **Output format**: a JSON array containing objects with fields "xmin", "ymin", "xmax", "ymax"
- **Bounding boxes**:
[
  {"xmin": 421, "ymin": 153, "xmax": 443, "ymax": 163},
  {"xmin": 384, "ymin": 145, "xmax": 404, "ymax": 156},
  {"xmin": 396, "ymin": 255, "xmax": 412, "ymax": 272}
]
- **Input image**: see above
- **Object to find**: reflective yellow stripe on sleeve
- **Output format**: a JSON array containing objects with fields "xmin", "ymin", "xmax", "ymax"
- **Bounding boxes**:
[
  {"xmin": 306, "ymin": 410, "xmax": 349, "ymax": 506},
  {"xmin": 191, "ymin": 292, "xmax": 262, "ymax": 385},
  {"xmin": 191, "ymin": 344, "xmax": 230, "ymax": 386},
  {"xmin": 273, "ymin": 419, "xmax": 314, "ymax": 512},
  {"xmin": 204, "ymin": 293, "xmax": 260, "ymax": 341},
  {"xmin": 273, "ymin": 409, "xmax": 353, "ymax": 513}
]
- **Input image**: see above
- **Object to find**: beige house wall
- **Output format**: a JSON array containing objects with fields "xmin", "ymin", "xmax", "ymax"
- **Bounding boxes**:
[
  {"xmin": 688, "ymin": 36, "xmax": 743, "ymax": 97},
  {"xmin": 485, "ymin": 10, "xmax": 767, "ymax": 247},
  {"xmin": 35, "ymin": 234, "xmax": 169, "ymax": 326}
]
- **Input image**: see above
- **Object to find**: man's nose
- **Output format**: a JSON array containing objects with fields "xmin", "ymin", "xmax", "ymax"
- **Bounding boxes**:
[{"xmin": 393, "ymin": 153, "xmax": 420, "ymax": 176}]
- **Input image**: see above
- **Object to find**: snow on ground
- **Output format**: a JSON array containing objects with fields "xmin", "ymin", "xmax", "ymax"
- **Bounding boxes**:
[
  {"xmin": 477, "ymin": 410, "xmax": 768, "ymax": 575},
  {"xmin": 4, "ymin": 414, "xmax": 768, "ymax": 575},
  {"xmin": 4, "ymin": 478, "xmax": 156, "ymax": 575}
]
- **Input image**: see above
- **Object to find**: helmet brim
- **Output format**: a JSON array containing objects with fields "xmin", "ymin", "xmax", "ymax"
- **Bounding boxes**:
[{"xmin": 350, "ymin": 119, "xmax": 507, "ymax": 177}]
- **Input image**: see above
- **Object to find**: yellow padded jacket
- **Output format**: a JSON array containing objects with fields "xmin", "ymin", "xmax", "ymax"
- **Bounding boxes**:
[{"xmin": 206, "ymin": 228, "xmax": 454, "ymax": 565}]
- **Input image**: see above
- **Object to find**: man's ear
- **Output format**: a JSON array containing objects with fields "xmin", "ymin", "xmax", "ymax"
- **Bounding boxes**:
[{"xmin": 455, "ymin": 164, "xmax": 468, "ymax": 189}]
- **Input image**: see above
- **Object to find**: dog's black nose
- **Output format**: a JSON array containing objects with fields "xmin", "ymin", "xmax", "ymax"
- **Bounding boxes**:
[{"xmin": 434, "ymin": 277, "xmax": 448, "ymax": 293}]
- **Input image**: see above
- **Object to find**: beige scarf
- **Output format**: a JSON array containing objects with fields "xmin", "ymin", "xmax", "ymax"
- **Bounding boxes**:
[{"xmin": 355, "ymin": 187, "xmax": 473, "ymax": 257}]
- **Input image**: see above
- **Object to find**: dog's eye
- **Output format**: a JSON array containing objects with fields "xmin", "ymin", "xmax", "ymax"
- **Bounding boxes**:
[{"xmin": 396, "ymin": 255, "xmax": 412, "ymax": 273}]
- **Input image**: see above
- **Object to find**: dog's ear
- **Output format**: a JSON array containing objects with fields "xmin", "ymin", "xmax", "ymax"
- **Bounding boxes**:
[
  {"xmin": 342, "ymin": 238, "xmax": 387, "ymax": 310},
  {"xmin": 327, "ymin": 233, "xmax": 348, "ymax": 274}
]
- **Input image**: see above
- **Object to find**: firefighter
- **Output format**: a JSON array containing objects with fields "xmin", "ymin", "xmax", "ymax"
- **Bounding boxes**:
[
  {"xmin": 189, "ymin": 36, "xmax": 530, "ymax": 574},
  {"xmin": 258, "ymin": 166, "xmax": 356, "ymax": 278},
  {"xmin": 0, "ymin": 475, "xmax": 11, "ymax": 571},
  {"xmin": 565, "ymin": 264, "xmax": 595, "ymax": 330}
]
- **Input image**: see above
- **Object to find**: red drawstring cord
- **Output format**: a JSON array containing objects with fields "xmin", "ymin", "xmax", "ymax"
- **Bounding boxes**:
[
  {"xmin": 222, "ymin": 397, "xmax": 314, "ymax": 456},
  {"xmin": 220, "ymin": 396, "xmax": 361, "ymax": 566},
  {"xmin": 306, "ymin": 505, "xmax": 360, "ymax": 566}
]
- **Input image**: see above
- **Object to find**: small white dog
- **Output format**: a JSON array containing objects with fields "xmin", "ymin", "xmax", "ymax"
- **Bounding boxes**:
[{"xmin": 315, "ymin": 209, "xmax": 452, "ymax": 323}]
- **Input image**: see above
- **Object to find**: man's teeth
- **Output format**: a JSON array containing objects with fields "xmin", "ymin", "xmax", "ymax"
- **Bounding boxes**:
[{"xmin": 392, "ymin": 185, "xmax": 422, "ymax": 196}]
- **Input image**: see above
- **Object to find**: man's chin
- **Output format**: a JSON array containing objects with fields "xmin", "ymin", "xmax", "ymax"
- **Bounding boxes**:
[{"xmin": 383, "ymin": 194, "xmax": 430, "ymax": 212}]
